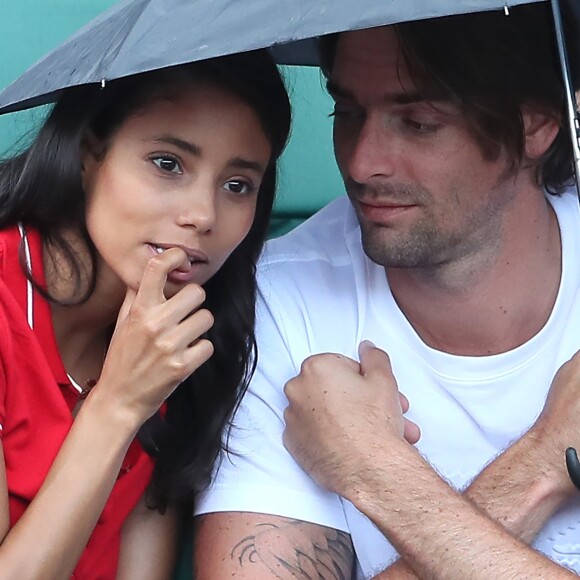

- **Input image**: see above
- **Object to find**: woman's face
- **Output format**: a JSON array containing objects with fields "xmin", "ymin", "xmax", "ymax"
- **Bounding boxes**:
[{"xmin": 82, "ymin": 81, "xmax": 272, "ymax": 297}]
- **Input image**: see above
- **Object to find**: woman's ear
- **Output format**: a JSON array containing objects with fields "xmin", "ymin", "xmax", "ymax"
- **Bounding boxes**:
[
  {"xmin": 80, "ymin": 131, "xmax": 104, "ymax": 190},
  {"xmin": 522, "ymin": 105, "xmax": 561, "ymax": 160}
]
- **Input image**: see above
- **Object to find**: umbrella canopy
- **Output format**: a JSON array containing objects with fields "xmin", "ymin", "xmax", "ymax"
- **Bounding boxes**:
[{"xmin": 0, "ymin": 0, "xmax": 546, "ymax": 115}]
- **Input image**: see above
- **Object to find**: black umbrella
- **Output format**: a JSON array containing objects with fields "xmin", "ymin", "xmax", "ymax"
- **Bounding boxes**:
[
  {"xmin": 0, "ymin": 0, "xmax": 552, "ymax": 114},
  {"xmin": 0, "ymin": 0, "xmax": 577, "ymax": 182}
]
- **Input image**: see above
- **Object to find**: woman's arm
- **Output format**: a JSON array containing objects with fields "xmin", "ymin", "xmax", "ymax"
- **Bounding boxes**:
[
  {"xmin": 0, "ymin": 249, "xmax": 213, "ymax": 578},
  {"xmin": 116, "ymin": 497, "xmax": 180, "ymax": 580},
  {"xmin": 0, "ymin": 394, "xmax": 138, "ymax": 579},
  {"xmin": 0, "ymin": 446, "xmax": 9, "ymax": 544}
]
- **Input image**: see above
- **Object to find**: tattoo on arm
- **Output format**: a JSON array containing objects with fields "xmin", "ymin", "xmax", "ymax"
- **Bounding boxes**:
[{"xmin": 231, "ymin": 518, "xmax": 355, "ymax": 579}]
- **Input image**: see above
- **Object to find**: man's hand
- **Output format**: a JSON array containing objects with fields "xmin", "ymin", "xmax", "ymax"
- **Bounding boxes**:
[{"xmin": 283, "ymin": 341, "xmax": 420, "ymax": 496}]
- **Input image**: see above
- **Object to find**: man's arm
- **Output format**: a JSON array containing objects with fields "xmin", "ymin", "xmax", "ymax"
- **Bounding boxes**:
[
  {"xmin": 194, "ymin": 512, "xmax": 355, "ymax": 579},
  {"xmin": 193, "ymin": 433, "xmax": 571, "ymax": 580},
  {"xmin": 374, "ymin": 434, "xmax": 567, "ymax": 578},
  {"xmin": 350, "ymin": 440, "xmax": 574, "ymax": 580},
  {"xmin": 195, "ymin": 347, "xmax": 580, "ymax": 580},
  {"xmin": 281, "ymin": 343, "xmax": 579, "ymax": 579},
  {"xmin": 194, "ymin": 427, "xmax": 568, "ymax": 580},
  {"xmin": 373, "ymin": 347, "xmax": 580, "ymax": 578}
]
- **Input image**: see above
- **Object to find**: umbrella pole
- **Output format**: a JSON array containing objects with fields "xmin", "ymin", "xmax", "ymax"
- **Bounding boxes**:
[
  {"xmin": 550, "ymin": 0, "xmax": 580, "ymax": 198},
  {"xmin": 549, "ymin": 0, "xmax": 580, "ymax": 490}
]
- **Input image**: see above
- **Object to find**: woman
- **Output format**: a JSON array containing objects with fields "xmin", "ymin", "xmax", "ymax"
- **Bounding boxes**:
[{"xmin": 0, "ymin": 48, "xmax": 290, "ymax": 578}]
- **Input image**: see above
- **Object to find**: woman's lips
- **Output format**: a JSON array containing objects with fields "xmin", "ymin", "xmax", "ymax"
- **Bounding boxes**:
[
  {"xmin": 147, "ymin": 243, "xmax": 209, "ymax": 284},
  {"xmin": 149, "ymin": 243, "xmax": 209, "ymax": 263}
]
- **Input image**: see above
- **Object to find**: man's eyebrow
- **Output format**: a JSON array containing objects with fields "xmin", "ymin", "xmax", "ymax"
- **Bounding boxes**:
[
  {"xmin": 326, "ymin": 79, "xmax": 352, "ymax": 100},
  {"xmin": 326, "ymin": 80, "xmax": 443, "ymax": 106},
  {"xmin": 393, "ymin": 92, "xmax": 434, "ymax": 105}
]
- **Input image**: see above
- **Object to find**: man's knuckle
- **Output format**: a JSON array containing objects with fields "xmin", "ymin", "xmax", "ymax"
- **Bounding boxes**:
[{"xmin": 301, "ymin": 354, "xmax": 328, "ymax": 372}]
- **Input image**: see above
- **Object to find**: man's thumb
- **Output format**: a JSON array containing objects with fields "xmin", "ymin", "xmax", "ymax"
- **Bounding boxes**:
[{"xmin": 358, "ymin": 340, "xmax": 392, "ymax": 376}]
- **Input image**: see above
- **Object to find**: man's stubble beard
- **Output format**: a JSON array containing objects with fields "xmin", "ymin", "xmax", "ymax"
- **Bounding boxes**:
[
  {"xmin": 359, "ymin": 216, "xmax": 448, "ymax": 269},
  {"xmin": 348, "ymin": 179, "xmax": 451, "ymax": 269},
  {"xmin": 350, "ymin": 179, "xmax": 514, "ymax": 271}
]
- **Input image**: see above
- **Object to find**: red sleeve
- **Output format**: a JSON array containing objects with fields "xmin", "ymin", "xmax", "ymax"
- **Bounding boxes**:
[
  {"xmin": 0, "ymin": 291, "xmax": 11, "ymax": 436},
  {"xmin": 0, "ymin": 236, "xmax": 9, "ymax": 434}
]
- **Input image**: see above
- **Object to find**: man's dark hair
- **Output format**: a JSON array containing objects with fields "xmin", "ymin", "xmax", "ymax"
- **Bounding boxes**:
[{"xmin": 319, "ymin": 2, "xmax": 579, "ymax": 193}]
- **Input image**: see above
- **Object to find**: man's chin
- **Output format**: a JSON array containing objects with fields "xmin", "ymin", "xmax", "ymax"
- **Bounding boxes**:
[{"xmin": 361, "ymin": 235, "xmax": 433, "ymax": 269}]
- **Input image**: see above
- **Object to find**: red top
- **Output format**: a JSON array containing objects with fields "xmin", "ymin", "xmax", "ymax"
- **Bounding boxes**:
[{"xmin": 0, "ymin": 225, "xmax": 155, "ymax": 579}]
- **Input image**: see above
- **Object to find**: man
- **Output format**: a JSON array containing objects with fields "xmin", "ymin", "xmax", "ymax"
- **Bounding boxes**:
[{"xmin": 194, "ymin": 4, "xmax": 580, "ymax": 578}]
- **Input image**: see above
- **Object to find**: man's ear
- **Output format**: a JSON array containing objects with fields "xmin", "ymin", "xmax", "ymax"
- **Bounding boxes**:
[{"xmin": 522, "ymin": 105, "xmax": 561, "ymax": 160}]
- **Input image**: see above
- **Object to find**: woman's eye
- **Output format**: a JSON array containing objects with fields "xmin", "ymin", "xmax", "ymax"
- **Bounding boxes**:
[
  {"xmin": 151, "ymin": 155, "xmax": 183, "ymax": 174},
  {"xmin": 224, "ymin": 179, "xmax": 255, "ymax": 196}
]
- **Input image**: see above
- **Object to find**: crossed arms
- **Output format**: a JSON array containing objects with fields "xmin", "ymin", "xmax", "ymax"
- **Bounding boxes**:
[{"xmin": 195, "ymin": 344, "xmax": 580, "ymax": 579}]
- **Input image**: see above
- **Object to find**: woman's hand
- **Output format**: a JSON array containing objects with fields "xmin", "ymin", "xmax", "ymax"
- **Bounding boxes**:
[{"xmin": 95, "ymin": 247, "xmax": 214, "ymax": 426}]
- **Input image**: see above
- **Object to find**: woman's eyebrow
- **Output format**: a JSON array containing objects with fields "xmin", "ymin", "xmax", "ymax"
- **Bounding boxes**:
[
  {"xmin": 151, "ymin": 135, "xmax": 265, "ymax": 174},
  {"xmin": 227, "ymin": 157, "xmax": 266, "ymax": 174},
  {"xmin": 151, "ymin": 135, "xmax": 201, "ymax": 156}
]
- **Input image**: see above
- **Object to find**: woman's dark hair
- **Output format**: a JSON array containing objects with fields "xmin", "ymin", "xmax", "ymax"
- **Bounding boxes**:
[
  {"xmin": 0, "ymin": 49, "xmax": 291, "ymax": 508},
  {"xmin": 319, "ymin": 2, "xmax": 579, "ymax": 193}
]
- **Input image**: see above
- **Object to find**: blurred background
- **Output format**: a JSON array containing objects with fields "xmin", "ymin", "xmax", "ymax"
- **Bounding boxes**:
[{"xmin": 0, "ymin": 0, "xmax": 345, "ymax": 237}]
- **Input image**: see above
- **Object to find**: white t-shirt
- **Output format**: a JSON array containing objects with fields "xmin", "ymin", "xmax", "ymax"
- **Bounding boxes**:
[{"xmin": 196, "ymin": 186, "xmax": 580, "ymax": 579}]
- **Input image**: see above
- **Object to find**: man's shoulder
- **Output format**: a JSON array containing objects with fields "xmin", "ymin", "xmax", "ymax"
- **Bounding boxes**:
[
  {"xmin": 260, "ymin": 196, "xmax": 359, "ymax": 270},
  {"xmin": 548, "ymin": 185, "xmax": 580, "ymax": 245},
  {"xmin": 255, "ymin": 197, "xmax": 369, "ymax": 322},
  {"xmin": 548, "ymin": 184, "xmax": 579, "ymax": 214}
]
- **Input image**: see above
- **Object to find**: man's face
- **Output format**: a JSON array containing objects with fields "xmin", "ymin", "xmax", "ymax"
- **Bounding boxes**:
[{"xmin": 330, "ymin": 26, "xmax": 520, "ymax": 269}]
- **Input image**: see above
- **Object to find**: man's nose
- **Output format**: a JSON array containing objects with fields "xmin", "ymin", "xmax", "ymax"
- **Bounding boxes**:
[{"xmin": 343, "ymin": 114, "xmax": 397, "ymax": 184}]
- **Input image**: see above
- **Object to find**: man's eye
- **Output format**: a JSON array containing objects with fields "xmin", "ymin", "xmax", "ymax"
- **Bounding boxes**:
[
  {"xmin": 151, "ymin": 155, "xmax": 183, "ymax": 174},
  {"xmin": 224, "ymin": 179, "xmax": 255, "ymax": 196},
  {"xmin": 329, "ymin": 105, "xmax": 363, "ymax": 120},
  {"xmin": 404, "ymin": 119, "xmax": 442, "ymax": 134}
]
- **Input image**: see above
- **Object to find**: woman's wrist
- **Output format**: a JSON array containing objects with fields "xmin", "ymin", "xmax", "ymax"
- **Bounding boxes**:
[{"xmin": 78, "ymin": 384, "xmax": 144, "ymax": 441}]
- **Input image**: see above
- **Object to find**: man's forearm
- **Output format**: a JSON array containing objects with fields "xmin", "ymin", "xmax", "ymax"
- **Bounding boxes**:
[
  {"xmin": 464, "ymin": 429, "xmax": 569, "ymax": 543},
  {"xmin": 282, "ymin": 345, "xmax": 580, "ymax": 579},
  {"xmin": 344, "ymin": 440, "xmax": 575, "ymax": 580}
]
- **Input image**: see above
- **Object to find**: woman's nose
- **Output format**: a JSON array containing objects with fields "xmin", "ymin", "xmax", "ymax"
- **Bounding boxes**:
[{"xmin": 176, "ymin": 187, "xmax": 217, "ymax": 233}]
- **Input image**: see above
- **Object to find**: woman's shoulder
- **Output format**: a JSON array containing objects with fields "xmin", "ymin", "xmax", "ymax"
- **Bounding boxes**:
[
  {"xmin": 0, "ymin": 225, "xmax": 32, "ymax": 279},
  {"xmin": 0, "ymin": 225, "xmax": 40, "ymax": 338},
  {"xmin": 0, "ymin": 224, "xmax": 43, "ymax": 288},
  {"xmin": 0, "ymin": 226, "xmax": 15, "ymax": 258}
]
